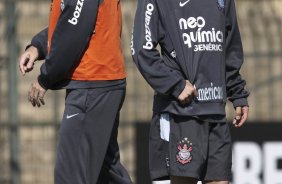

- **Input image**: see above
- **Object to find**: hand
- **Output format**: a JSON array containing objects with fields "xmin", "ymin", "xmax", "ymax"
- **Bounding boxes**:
[
  {"xmin": 28, "ymin": 79, "xmax": 46, "ymax": 107},
  {"xmin": 177, "ymin": 80, "xmax": 198, "ymax": 105},
  {"xmin": 19, "ymin": 46, "xmax": 39, "ymax": 75},
  {"xmin": 232, "ymin": 106, "xmax": 249, "ymax": 128}
]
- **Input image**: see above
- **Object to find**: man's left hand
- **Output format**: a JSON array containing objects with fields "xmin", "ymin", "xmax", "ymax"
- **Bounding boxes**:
[
  {"xmin": 233, "ymin": 106, "xmax": 249, "ymax": 128},
  {"xmin": 28, "ymin": 79, "xmax": 46, "ymax": 107}
]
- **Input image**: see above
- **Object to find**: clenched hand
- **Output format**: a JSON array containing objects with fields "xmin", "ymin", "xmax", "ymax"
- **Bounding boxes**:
[
  {"xmin": 19, "ymin": 46, "xmax": 39, "ymax": 75},
  {"xmin": 233, "ymin": 106, "xmax": 249, "ymax": 127},
  {"xmin": 178, "ymin": 80, "xmax": 198, "ymax": 105}
]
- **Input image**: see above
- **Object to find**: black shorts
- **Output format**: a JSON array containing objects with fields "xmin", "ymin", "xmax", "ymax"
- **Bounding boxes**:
[{"xmin": 149, "ymin": 113, "xmax": 232, "ymax": 182}]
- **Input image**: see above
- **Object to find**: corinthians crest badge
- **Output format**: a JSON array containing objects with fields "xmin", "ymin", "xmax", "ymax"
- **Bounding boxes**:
[{"xmin": 176, "ymin": 137, "xmax": 193, "ymax": 165}]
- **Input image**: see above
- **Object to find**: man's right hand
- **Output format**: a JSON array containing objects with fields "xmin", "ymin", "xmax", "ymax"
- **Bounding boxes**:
[
  {"xmin": 177, "ymin": 80, "xmax": 198, "ymax": 104},
  {"xmin": 19, "ymin": 46, "xmax": 39, "ymax": 75}
]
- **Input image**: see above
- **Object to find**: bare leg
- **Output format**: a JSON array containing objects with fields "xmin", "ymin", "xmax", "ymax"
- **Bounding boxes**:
[{"xmin": 171, "ymin": 176, "xmax": 198, "ymax": 184}]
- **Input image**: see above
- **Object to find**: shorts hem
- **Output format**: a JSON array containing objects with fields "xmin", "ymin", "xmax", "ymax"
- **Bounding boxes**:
[
  {"xmin": 169, "ymin": 171, "xmax": 201, "ymax": 181},
  {"xmin": 203, "ymin": 175, "xmax": 232, "ymax": 182},
  {"xmin": 151, "ymin": 169, "xmax": 201, "ymax": 181},
  {"xmin": 150, "ymin": 171, "xmax": 169, "ymax": 181}
]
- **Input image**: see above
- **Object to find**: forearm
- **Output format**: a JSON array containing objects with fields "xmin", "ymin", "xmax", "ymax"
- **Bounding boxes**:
[
  {"xmin": 132, "ymin": 0, "xmax": 185, "ymax": 98},
  {"xmin": 25, "ymin": 28, "xmax": 48, "ymax": 60},
  {"xmin": 225, "ymin": 0, "xmax": 249, "ymax": 107}
]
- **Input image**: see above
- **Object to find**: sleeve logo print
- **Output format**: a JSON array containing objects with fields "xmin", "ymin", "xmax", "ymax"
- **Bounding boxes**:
[
  {"xmin": 179, "ymin": 0, "xmax": 190, "ymax": 7},
  {"xmin": 68, "ymin": 0, "xmax": 84, "ymax": 25},
  {"xmin": 176, "ymin": 138, "xmax": 193, "ymax": 165},
  {"xmin": 143, "ymin": 3, "xmax": 154, "ymax": 50},
  {"xmin": 131, "ymin": 29, "xmax": 135, "ymax": 55}
]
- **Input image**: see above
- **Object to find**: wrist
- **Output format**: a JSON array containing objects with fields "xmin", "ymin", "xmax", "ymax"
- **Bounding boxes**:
[
  {"xmin": 37, "ymin": 75, "xmax": 49, "ymax": 90},
  {"xmin": 27, "ymin": 46, "xmax": 39, "ymax": 60},
  {"xmin": 172, "ymin": 80, "xmax": 186, "ymax": 99},
  {"xmin": 232, "ymin": 98, "xmax": 249, "ymax": 108}
]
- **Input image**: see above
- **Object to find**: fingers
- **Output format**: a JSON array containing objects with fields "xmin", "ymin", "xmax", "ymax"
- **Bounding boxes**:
[
  {"xmin": 19, "ymin": 53, "xmax": 35, "ymax": 75},
  {"xmin": 19, "ymin": 47, "xmax": 38, "ymax": 75},
  {"xmin": 179, "ymin": 95, "xmax": 192, "ymax": 105},
  {"xmin": 235, "ymin": 106, "xmax": 242, "ymax": 120},
  {"xmin": 34, "ymin": 89, "xmax": 41, "ymax": 107},
  {"xmin": 19, "ymin": 53, "xmax": 30, "ymax": 75},
  {"xmin": 38, "ymin": 89, "xmax": 46, "ymax": 106},
  {"xmin": 233, "ymin": 106, "xmax": 249, "ymax": 128},
  {"xmin": 192, "ymin": 86, "xmax": 198, "ymax": 97},
  {"xmin": 178, "ymin": 81, "xmax": 198, "ymax": 105},
  {"xmin": 232, "ymin": 107, "xmax": 242, "ymax": 127},
  {"xmin": 28, "ymin": 81, "xmax": 46, "ymax": 107},
  {"xmin": 240, "ymin": 106, "xmax": 249, "ymax": 125},
  {"xmin": 26, "ymin": 54, "xmax": 36, "ymax": 69},
  {"xmin": 28, "ymin": 83, "xmax": 36, "ymax": 107},
  {"xmin": 25, "ymin": 54, "xmax": 37, "ymax": 73}
]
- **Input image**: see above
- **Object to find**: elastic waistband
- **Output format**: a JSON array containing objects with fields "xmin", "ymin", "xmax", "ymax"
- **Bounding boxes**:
[{"xmin": 153, "ymin": 94, "xmax": 226, "ymax": 116}]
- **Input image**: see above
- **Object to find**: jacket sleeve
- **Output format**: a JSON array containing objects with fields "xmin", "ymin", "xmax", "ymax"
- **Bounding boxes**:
[
  {"xmin": 225, "ymin": 0, "xmax": 249, "ymax": 107},
  {"xmin": 131, "ymin": 0, "xmax": 185, "ymax": 98},
  {"xmin": 38, "ymin": 0, "xmax": 99, "ymax": 90},
  {"xmin": 26, "ymin": 28, "xmax": 48, "ymax": 60}
]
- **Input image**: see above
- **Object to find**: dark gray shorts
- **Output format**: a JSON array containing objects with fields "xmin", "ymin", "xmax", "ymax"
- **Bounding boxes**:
[
  {"xmin": 54, "ymin": 88, "xmax": 132, "ymax": 184},
  {"xmin": 149, "ymin": 113, "xmax": 232, "ymax": 182}
]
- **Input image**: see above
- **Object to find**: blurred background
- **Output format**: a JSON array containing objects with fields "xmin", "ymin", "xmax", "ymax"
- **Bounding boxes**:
[{"xmin": 0, "ymin": 0, "xmax": 281, "ymax": 184}]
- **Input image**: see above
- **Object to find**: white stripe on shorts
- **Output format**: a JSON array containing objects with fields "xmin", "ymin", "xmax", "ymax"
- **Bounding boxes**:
[
  {"xmin": 160, "ymin": 113, "xmax": 170, "ymax": 142},
  {"xmin": 152, "ymin": 180, "xmax": 202, "ymax": 184}
]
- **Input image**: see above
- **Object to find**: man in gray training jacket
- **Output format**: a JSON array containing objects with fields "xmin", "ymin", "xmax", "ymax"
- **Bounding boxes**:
[{"xmin": 131, "ymin": 0, "xmax": 249, "ymax": 183}]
